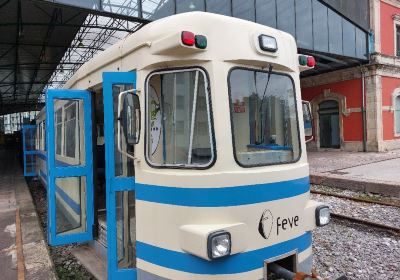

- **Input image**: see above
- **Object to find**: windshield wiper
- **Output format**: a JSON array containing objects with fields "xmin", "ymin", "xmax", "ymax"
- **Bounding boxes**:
[{"xmin": 257, "ymin": 64, "xmax": 273, "ymax": 143}]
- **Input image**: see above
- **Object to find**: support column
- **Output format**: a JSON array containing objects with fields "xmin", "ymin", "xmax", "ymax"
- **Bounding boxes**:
[{"xmin": 364, "ymin": 68, "xmax": 383, "ymax": 151}]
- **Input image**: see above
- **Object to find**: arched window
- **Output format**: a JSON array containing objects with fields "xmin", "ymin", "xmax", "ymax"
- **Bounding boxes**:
[{"xmin": 396, "ymin": 95, "xmax": 400, "ymax": 135}]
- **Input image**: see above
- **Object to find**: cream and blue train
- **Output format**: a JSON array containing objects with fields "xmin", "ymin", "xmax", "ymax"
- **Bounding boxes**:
[{"xmin": 22, "ymin": 12, "xmax": 331, "ymax": 280}]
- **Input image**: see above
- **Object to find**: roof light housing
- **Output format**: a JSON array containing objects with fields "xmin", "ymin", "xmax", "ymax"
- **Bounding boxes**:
[
  {"xmin": 307, "ymin": 56, "xmax": 316, "ymax": 67},
  {"xmin": 258, "ymin": 35, "xmax": 278, "ymax": 53},
  {"xmin": 181, "ymin": 31, "xmax": 195, "ymax": 46},
  {"xmin": 299, "ymin": 54, "xmax": 316, "ymax": 68},
  {"xmin": 195, "ymin": 35, "xmax": 207, "ymax": 49}
]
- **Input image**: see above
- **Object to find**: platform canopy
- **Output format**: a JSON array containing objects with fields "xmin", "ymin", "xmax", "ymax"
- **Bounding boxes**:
[
  {"xmin": 0, "ymin": 0, "xmax": 370, "ymax": 115},
  {"xmin": 0, "ymin": 0, "xmax": 84, "ymax": 114},
  {"xmin": 0, "ymin": 0, "xmax": 149, "ymax": 115}
]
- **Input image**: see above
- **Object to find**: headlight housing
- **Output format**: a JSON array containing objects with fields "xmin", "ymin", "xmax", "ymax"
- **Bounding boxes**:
[
  {"xmin": 207, "ymin": 231, "xmax": 231, "ymax": 260},
  {"xmin": 316, "ymin": 205, "xmax": 330, "ymax": 227},
  {"xmin": 258, "ymin": 34, "xmax": 278, "ymax": 52}
]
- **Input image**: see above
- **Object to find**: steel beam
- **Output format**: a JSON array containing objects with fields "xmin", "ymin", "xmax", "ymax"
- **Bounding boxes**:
[{"xmin": 32, "ymin": 0, "xmax": 150, "ymax": 24}]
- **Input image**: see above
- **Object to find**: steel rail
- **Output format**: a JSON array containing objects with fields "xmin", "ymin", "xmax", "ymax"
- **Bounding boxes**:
[
  {"xmin": 331, "ymin": 213, "xmax": 400, "ymax": 236},
  {"xmin": 310, "ymin": 190, "xmax": 400, "ymax": 208}
]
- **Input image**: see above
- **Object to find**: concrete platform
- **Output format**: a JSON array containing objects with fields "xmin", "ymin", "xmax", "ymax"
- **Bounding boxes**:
[
  {"xmin": 308, "ymin": 150, "xmax": 400, "ymax": 197},
  {"xmin": 0, "ymin": 148, "xmax": 56, "ymax": 280},
  {"xmin": 72, "ymin": 244, "xmax": 107, "ymax": 280}
]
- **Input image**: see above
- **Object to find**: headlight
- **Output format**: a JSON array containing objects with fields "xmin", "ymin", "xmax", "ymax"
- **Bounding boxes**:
[
  {"xmin": 207, "ymin": 231, "xmax": 231, "ymax": 260},
  {"xmin": 316, "ymin": 205, "xmax": 330, "ymax": 226}
]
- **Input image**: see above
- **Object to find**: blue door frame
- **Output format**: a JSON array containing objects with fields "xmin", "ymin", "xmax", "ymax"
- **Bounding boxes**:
[
  {"xmin": 45, "ymin": 89, "xmax": 94, "ymax": 246},
  {"xmin": 22, "ymin": 124, "xmax": 38, "ymax": 177},
  {"xmin": 103, "ymin": 72, "xmax": 137, "ymax": 280}
]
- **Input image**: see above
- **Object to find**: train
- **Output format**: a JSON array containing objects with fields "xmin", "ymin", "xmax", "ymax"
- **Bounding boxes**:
[{"xmin": 22, "ymin": 11, "xmax": 332, "ymax": 280}]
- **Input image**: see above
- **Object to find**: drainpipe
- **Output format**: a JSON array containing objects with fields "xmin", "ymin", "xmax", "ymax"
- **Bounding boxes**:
[{"xmin": 361, "ymin": 67, "xmax": 367, "ymax": 152}]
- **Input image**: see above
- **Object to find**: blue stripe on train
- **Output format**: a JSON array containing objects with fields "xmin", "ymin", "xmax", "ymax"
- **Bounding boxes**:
[
  {"xmin": 39, "ymin": 169, "xmax": 80, "ymax": 215},
  {"xmin": 136, "ymin": 176, "xmax": 309, "ymax": 207},
  {"xmin": 137, "ymin": 232, "xmax": 312, "ymax": 274},
  {"xmin": 36, "ymin": 150, "xmax": 75, "ymax": 167},
  {"xmin": 37, "ymin": 150, "xmax": 47, "ymax": 161},
  {"xmin": 55, "ymin": 184, "xmax": 81, "ymax": 215}
]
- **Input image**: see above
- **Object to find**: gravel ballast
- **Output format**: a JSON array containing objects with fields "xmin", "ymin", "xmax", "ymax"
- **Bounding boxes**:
[
  {"xmin": 313, "ymin": 219, "xmax": 400, "ymax": 279},
  {"xmin": 312, "ymin": 185, "xmax": 400, "ymax": 279},
  {"xmin": 310, "ymin": 193, "xmax": 400, "ymax": 228}
]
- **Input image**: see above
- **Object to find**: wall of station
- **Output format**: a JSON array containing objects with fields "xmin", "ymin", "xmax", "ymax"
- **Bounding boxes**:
[
  {"xmin": 379, "ymin": 1, "xmax": 400, "ymax": 147},
  {"xmin": 380, "ymin": 1, "xmax": 398, "ymax": 56},
  {"xmin": 300, "ymin": 0, "xmax": 400, "ymax": 152},
  {"xmin": 301, "ymin": 78, "xmax": 364, "ymax": 151},
  {"xmin": 381, "ymin": 76, "xmax": 400, "ymax": 141}
]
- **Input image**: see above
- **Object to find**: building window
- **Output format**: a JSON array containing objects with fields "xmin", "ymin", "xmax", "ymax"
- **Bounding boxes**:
[
  {"xmin": 395, "ymin": 95, "xmax": 400, "ymax": 135},
  {"xmin": 397, "ymin": 25, "xmax": 400, "ymax": 57}
]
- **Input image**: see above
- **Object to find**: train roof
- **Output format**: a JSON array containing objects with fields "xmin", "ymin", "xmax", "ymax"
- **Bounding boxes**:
[{"xmin": 64, "ymin": 11, "xmax": 299, "ymax": 90}]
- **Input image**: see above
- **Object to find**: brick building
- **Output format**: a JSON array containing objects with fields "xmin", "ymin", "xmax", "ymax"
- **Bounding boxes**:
[{"xmin": 302, "ymin": 0, "xmax": 400, "ymax": 152}]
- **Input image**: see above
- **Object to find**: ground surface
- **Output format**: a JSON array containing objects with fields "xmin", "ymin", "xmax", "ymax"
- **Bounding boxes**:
[
  {"xmin": 27, "ymin": 179, "xmax": 95, "ymax": 280},
  {"xmin": 308, "ymin": 150, "xmax": 400, "ymax": 174},
  {"xmin": 0, "ymin": 148, "xmax": 56, "ymax": 280},
  {"xmin": 311, "ymin": 185, "xmax": 400, "ymax": 280},
  {"xmin": 308, "ymin": 150, "xmax": 400, "ymax": 197},
  {"xmin": 18, "ymin": 148, "xmax": 400, "ymax": 280}
]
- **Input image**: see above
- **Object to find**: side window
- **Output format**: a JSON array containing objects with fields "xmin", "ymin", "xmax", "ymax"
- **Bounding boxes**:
[
  {"xmin": 146, "ymin": 69, "xmax": 214, "ymax": 168},
  {"xmin": 64, "ymin": 102, "xmax": 77, "ymax": 158},
  {"xmin": 35, "ymin": 126, "xmax": 40, "ymax": 150},
  {"xmin": 397, "ymin": 25, "xmax": 400, "ymax": 57},
  {"xmin": 55, "ymin": 109, "xmax": 63, "ymax": 155},
  {"xmin": 395, "ymin": 95, "xmax": 400, "ymax": 135},
  {"xmin": 42, "ymin": 121, "xmax": 46, "ymax": 151}
]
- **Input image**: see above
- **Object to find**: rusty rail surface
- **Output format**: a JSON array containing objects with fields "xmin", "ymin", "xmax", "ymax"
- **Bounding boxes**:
[
  {"xmin": 331, "ymin": 213, "xmax": 400, "ymax": 236},
  {"xmin": 311, "ymin": 190, "xmax": 400, "ymax": 208}
]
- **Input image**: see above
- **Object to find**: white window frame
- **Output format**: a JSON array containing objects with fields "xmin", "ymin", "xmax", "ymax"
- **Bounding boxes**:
[
  {"xmin": 393, "ymin": 91, "xmax": 400, "ymax": 137},
  {"xmin": 393, "ymin": 15, "xmax": 400, "ymax": 57}
]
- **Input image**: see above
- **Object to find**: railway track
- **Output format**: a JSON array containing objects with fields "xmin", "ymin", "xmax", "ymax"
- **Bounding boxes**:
[
  {"xmin": 311, "ymin": 190, "xmax": 400, "ymax": 236},
  {"xmin": 330, "ymin": 213, "xmax": 400, "ymax": 236},
  {"xmin": 310, "ymin": 189, "xmax": 400, "ymax": 207}
]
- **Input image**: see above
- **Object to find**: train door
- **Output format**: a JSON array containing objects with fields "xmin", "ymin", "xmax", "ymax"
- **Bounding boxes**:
[
  {"xmin": 103, "ymin": 72, "xmax": 138, "ymax": 280},
  {"xmin": 45, "ymin": 89, "xmax": 94, "ymax": 246}
]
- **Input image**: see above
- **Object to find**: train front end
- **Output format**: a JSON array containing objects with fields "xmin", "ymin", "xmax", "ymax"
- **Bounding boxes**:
[{"xmin": 133, "ymin": 12, "xmax": 330, "ymax": 280}]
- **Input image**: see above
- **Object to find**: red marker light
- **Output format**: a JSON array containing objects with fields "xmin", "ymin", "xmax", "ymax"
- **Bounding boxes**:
[
  {"xmin": 181, "ymin": 31, "xmax": 195, "ymax": 46},
  {"xmin": 307, "ymin": 56, "xmax": 316, "ymax": 67}
]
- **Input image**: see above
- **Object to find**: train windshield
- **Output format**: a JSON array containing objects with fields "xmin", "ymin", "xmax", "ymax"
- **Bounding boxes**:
[{"xmin": 229, "ymin": 68, "xmax": 300, "ymax": 167}]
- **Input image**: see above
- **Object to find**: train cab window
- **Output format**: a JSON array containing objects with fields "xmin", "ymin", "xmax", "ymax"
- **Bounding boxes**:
[
  {"xmin": 146, "ymin": 68, "xmax": 214, "ymax": 168},
  {"xmin": 229, "ymin": 68, "xmax": 300, "ymax": 167}
]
